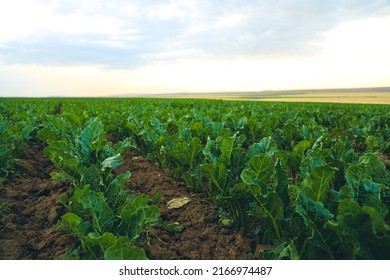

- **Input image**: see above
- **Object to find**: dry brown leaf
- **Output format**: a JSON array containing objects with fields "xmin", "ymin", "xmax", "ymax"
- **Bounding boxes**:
[{"xmin": 166, "ymin": 196, "xmax": 192, "ymax": 209}]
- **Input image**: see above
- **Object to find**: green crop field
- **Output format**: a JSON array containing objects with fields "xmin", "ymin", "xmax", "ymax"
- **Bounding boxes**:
[{"xmin": 1, "ymin": 98, "xmax": 389, "ymax": 260}]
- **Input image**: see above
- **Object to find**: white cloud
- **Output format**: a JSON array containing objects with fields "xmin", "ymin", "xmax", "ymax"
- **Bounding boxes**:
[
  {"xmin": 321, "ymin": 15, "xmax": 390, "ymax": 57},
  {"xmin": 50, "ymin": 13, "xmax": 125, "ymax": 35},
  {"xmin": 147, "ymin": 0, "xmax": 197, "ymax": 20},
  {"xmin": 215, "ymin": 14, "xmax": 245, "ymax": 28},
  {"xmin": 0, "ymin": 0, "xmax": 133, "ymax": 44},
  {"xmin": 0, "ymin": 1, "xmax": 51, "ymax": 42}
]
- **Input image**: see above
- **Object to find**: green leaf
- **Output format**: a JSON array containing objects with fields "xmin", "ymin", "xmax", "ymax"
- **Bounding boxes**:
[
  {"xmin": 68, "ymin": 187, "xmax": 89, "ymax": 216},
  {"xmin": 84, "ymin": 232, "xmax": 116, "ymax": 259},
  {"xmin": 101, "ymin": 153, "xmax": 124, "ymax": 170},
  {"xmin": 344, "ymin": 164, "xmax": 385, "ymax": 213},
  {"xmin": 293, "ymin": 140, "xmax": 311, "ymax": 159},
  {"xmin": 113, "ymin": 138, "xmax": 134, "ymax": 155},
  {"xmin": 253, "ymin": 192, "xmax": 284, "ymax": 221},
  {"xmin": 119, "ymin": 195, "xmax": 160, "ymax": 240},
  {"xmin": 78, "ymin": 188, "xmax": 114, "ymax": 234},
  {"xmin": 200, "ymin": 162, "xmax": 228, "ymax": 196},
  {"xmin": 62, "ymin": 213, "xmax": 89, "ymax": 237},
  {"xmin": 62, "ymin": 213, "xmax": 82, "ymax": 230},
  {"xmin": 252, "ymin": 191, "xmax": 284, "ymax": 238},
  {"xmin": 359, "ymin": 153, "xmax": 390, "ymax": 185},
  {"xmin": 247, "ymin": 136, "xmax": 278, "ymax": 158},
  {"xmin": 79, "ymin": 165, "xmax": 101, "ymax": 191},
  {"xmin": 78, "ymin": 118, "xmax": 106, "ymax": 162},
  {"xmin": 301, "ymin": 165, "xmax": 336, "ymax": 202},
  {"xmin": 203, "ymin": 138, "xmax": 217, "ymax": 163},
  {"xmin": 104, "ymin": 237, "xmax": 147, "ymax": 260},
  {"xmin": 37, "ymin": 127, "xmax": 57, "ymax": 142},
  {"xmin": 106, "ymin": 171, "xmax": 131, "ymax": 208},
  {"xmin": 345, "ymin": 164, "xmax": 372, "ymax": 197},
  {"xmin": 150, "ymin": 117, "xmax": 164, "ymax": 132},
  {"xmin": 295, "ymin": 193, "xmax": 335, "ymax": 259},
  {"xmin": 275, "ymin": 159, "xmax": 290, "ymax": 206},
  {"xmin": 241, "ymin": 154, "xmax": 275, "ymax": 186},
  {"xmin": 218, "ymin": 136, "xmax": 236, "ymax": 165}
]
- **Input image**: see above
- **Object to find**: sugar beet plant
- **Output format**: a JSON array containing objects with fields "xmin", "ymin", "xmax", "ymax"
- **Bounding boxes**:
[{"xmin": 38, "ymin": 116, "xmax": 160, "ymax": 259}]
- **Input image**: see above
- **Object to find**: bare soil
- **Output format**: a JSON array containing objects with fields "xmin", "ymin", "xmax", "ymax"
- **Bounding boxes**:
[
  {"xmin": 0, "ymin": 141, "xmax": 261, "ymax": 260},
  {"xmin": 0, "ymin": 141, "xmax": 74, "ymax": 259}
]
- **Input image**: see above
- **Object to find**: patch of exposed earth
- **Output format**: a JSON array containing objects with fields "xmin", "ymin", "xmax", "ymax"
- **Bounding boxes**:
[{"xmin": 0, "ymin": 141, "xmax": 74, "ymax": 259}]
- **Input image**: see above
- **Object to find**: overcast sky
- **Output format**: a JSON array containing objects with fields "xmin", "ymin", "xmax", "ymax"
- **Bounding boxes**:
[{"xmin": 0, "ymin": 0, "xmax": 390, "ymax": 97}]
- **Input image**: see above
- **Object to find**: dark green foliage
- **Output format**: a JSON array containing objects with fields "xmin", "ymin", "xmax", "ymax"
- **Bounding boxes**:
[{"xmin": 1, "ymin": 97, "xmax": 389, "ymax": 259}]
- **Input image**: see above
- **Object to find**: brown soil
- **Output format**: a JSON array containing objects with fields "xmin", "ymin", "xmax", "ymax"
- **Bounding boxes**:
[
  {"xmin": 115, "ymin": 151, "xmax": 262, "ymax": 260},
  {"xmin": 0, "ymin": 141, "xmax": 74, "ymax": 259}
]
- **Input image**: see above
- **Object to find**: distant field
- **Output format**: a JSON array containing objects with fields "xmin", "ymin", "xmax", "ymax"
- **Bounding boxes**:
[
  {"xmin": 227, "ymin": 92, "xmax": 390, "ymax": 104},
  {"xmin": 152, "ymin": 89, "xmax": 390, "ymax": 104}
]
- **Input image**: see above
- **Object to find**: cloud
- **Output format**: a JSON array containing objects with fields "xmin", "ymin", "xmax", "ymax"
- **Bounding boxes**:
[{"xmin": 0, "ymin": 0, "xmax": 389, "ymax": 69}]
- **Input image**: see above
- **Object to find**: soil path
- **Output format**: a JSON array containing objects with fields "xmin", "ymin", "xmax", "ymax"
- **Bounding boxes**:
[
  {"xmin": 0, "ymin": 141, "xmax": 74, "ymax": 259},
  {"xmin": 0, "ymin": 141, "xmax": 260, "ymax": 259}
]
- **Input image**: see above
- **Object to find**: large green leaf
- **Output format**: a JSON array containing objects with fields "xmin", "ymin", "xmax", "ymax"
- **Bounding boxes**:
[
  {"xmin": 250, "ymin": 190, "xmax": 284, "ymax": 239},
  {"xmin": 203, "ymin": 138, "xmax": 217, "ymax": 163},
  {"xmin": 293, "ymin": 140, "xmax": 311, "ymax": 159},
  {"xmin": 344, "ymin": 164, "xmax": 386, "ymax": 213},
  {"xmin": 62, "ymin": 213, "xmax": 82, "ymax": 231},
  {"xmin": 241, "ymin": 154, "xmax": 275, "ymax": 186},
  {"xmin": 218, "ymin": 136, "xmax": 236, "ymax": 165},
  {"xmin": 247, "ymin": 136, "xmax": 278, "ymax": 158},
  {"xmin": 295, "ymin": 193, "xmax": 335, "ymax": 259},
  {"xmin": 118, "ymin": 195, "xmax": 160, "ymax": 241},
  {"xmin": 78, "ymin": 188, "xmax": 114, "ymax": 234},
  {"xmin": 78, "ymin": 118, "xmax": 106, "ymax": 163},
  {"xmin": 301, "ymin": 165, "xmax": 336, "ymax": 202},
  {"xmin": 275, "ymin": 159, "xmax": 289, "ymax": 205},
  {"xmin": 200, "ymin": 162, "xmax": 228, "ymax": 196}
]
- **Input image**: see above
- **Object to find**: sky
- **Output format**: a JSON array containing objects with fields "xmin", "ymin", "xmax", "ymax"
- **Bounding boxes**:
[{"xmin": 0, "ymin": 0, "xmax": 390, "ymax": 97}]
